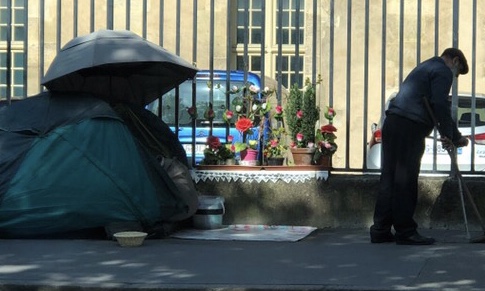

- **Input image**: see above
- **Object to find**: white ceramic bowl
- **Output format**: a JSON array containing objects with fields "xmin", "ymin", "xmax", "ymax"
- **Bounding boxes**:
[{"xmin": 113, "ymin": 231, "xmax": 148, "ymax": 247}]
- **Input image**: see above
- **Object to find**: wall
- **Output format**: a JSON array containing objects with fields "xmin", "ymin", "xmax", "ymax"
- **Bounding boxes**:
[{"xmin": 194, "ymin": 174, "xmax": 485, "ymax": 231}]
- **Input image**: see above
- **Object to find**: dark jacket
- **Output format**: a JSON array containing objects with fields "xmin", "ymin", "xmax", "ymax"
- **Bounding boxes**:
[{"xmin": 386, "ymin": 56, "xmax": 463, "ymax": 143}]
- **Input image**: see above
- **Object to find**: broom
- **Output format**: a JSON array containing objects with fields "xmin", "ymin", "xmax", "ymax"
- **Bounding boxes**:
[{"xmin": 423, "ymin": 96, "xmax": 485, "ymax": 243}]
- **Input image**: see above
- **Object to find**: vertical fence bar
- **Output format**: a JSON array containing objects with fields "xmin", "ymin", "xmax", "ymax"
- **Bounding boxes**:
[
  {"xmin": 434, "ymin": 0, "xmax": 439, "ymax": 56},
  {"xmin": 470, "ymin": 0, "xmax": 477, "ymax": 171},
  {"xmin": 260, "ymin": 0, "xmax": 266, "ymax": 89},
  {"xmin": 416, "ymin": 0, "xmax": 421, "ymax": 64},
  {"xmin": 142, "ymin": 0, "xmax": 147, "ymax": 38},
  {"xmin": 208, "ymin": 0, "xmax": 215, "ymax": 136},
  {"xmin": 190, "ymin": 0, "xmax": 198, "ymax": 167},
  {"xmin": 107, "ymin": 0, "xmax": 113, "ymax": 29},
  {"xmin": 90, "ymin": 0, "xmax": 95, "ymax": 32},
  {"xmin": 159, "ymin": 0, "xmax": 164, "ymax": 47},
  {"xmin": 451, "ymin": 0, "xmax": 459, "ymax": 119},
  {"xmin": 311, "ymin": 0, "xmax": 317, "ymax": 84},
  {"xmin": 344, "ymin": 0, "xmax": 351, "ymax": 169},
  {"xmin": 431, "ymin": 0, "xmax": 439, "ymax": 171},
  {"xmin": 329, "ymin": 0, "xmax": 334, "ymax": 106},
  {"xmin": 276, "ymin": 0, "xmax": 283, "ymax": 105},
  {"xmin": 398, "ymin": 0, "xmax": 404, "ymax": 84},
  {"xmin": 362, "ymin": 0, "xmax": 369, "ymax": 169},
  {"xmin": 23, "ymin": 0, "xmax": 28, "ymax": 97},
  {"xmin": 450, "ymin": 0, "xmax": 460, "ymax": 176},
  {"xmin": 380, "ymin": 0, "xmax": 386, "ymax": 110},
  {"xmin": 56, "ymin": 0, "xmax": 61, "ymax": 52},
  {"xmin": 74, "ymin": 0, "xmax": 78, "ymax": 37},
  {"xmin": 5, "ymin": 0, "xmax": 12, "ymax": 103},
  {"xmin": 173, "ymin": 0, "xmax": 181, "ymax": 137},
  {"xmin": 39, "ymin": 0, "xmax": 45, "ymax": 91},
  {"xmin": 243, "ymin": 0, "xmax": 249, "ymax": 82},
  {"xmin": 294, "ymin": 0, "xmax": 300, "ymax": 85},
  {"xmin": 175, "ymin": 0, "xmax": 180, "ymax": 55},
  {"xmin": 225, "ymin": 0, "xmax": 232, "ymax": 146},
  {"xmin": 126, "ymin": 0, "xmax": 131, "ymax": 30}
]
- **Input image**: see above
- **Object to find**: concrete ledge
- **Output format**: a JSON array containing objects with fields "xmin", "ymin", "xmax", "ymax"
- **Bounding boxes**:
[{"xmin": 194, "ymin": 173, "xmax": 485, "ymax": 231}]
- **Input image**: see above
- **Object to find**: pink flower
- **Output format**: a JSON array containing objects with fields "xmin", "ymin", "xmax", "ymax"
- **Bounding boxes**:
[
  {"xmin": 327, "ymin": 107, "xmax": 335, "ymax": 117},
  {"xmin": 290, "ymin": 141, "xmax": 297, "ymax": 148},
  {"xmin": 296, "ymin": 110, "xmax": 303, "ymax": 119},
  {"xmin": 270, "ymin": 139, "xmax": 278, "ymax": 148},
  {"xmin": 275, "ymin": 105, "xmax": 283, "ymax": 114},
  {"xmin": 227, "ymin": 135, "xmax": 234, "ymax": 142},
  {"xmin": 225, "ymin": 110, "xmax": 234, "ymax": 120},
  {"xmin": 296, "ymin": 132, "xmax": 304, "ymax": 142}
]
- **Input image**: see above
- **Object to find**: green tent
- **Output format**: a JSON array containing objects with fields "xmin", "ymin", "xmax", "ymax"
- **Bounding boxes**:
[{"xmin": 0, "ymin": 92, "xmax": 192, "ymax": 238}]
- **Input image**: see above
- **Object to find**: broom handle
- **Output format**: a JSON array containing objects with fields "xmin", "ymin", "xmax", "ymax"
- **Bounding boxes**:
[{"xmin": 422, "ymin": 97, "xmax": 485, "ymax": 230}]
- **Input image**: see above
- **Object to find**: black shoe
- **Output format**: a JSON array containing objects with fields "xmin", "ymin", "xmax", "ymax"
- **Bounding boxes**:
[
  {"xmin": 370, "ymin": 232, "xmax": 395, "ymax": 243},
  {"xmin": 395, "ymin": 233, "xmax": 435, "ymax": 245}
]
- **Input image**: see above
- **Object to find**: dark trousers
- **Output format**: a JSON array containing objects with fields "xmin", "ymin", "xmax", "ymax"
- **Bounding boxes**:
[{"xmin": 370, "ymin": 114, "xmax": 431, "ymax": 238}]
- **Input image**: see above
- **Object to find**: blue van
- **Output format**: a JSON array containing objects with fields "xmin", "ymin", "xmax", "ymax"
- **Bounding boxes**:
[{"xmin": 147, "ymin": 70, "xmax": 264, "ymax": 164}]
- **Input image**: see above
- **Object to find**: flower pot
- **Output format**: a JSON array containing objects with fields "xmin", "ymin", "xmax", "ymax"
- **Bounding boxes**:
[
  {"xmin": 267, "ymin": 157, "xmax": 285, "ymax": 166},
  {"xmin": 316, "ymin": 155, "xmax": 332, "ymax": 168},
  {"xmin": 290, "ymin": 147, "xmax": 316, "ymax": 166},
  {"xmin": 240, "ymin": 149, "xmax": 259, "ymax": 166}
]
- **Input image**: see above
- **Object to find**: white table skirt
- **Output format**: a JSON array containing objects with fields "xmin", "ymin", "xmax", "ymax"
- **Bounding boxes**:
[{"xmin": 190, "ymin": 169, "xmax": 329, "ymax": 183}]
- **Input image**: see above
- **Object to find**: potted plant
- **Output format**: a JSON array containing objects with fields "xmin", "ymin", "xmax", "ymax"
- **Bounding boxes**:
[
  {"xmin": 263, "ymin": 133, "xmax": 287, "ymax": 166},
  {"xmin": 200, "ymin": 135, "xmax": 235, "ymax": 165},
  {"xmin": 285, "ymin": 78, "xmax": 320, "ymax": 165},
  {"xmin": 314, "ymin": 106, "xmax": 338, "ymax": 167},
  {"xmin": 229, "ymin": 84, "xmax": 273, "ymax": 165}
]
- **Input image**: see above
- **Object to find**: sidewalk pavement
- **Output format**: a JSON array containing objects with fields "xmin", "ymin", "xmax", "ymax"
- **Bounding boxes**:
[{"xmin": 1, "ymin": 228, "xmax": 484, "ymax": 291}]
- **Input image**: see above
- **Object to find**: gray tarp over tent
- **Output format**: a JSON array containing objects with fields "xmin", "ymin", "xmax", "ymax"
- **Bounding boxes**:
[{"xmin": 0, "ymin": 92, "xmax": 195, "ymax": 238}]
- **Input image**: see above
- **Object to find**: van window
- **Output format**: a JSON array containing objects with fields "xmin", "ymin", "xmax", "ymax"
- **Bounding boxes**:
[
  {"xmin": 458, "ymin": 96, "xmax": 485, "ymax": 126},
  {"xmin": 147, "ymin": 80, "xmax": 253, "ymax": 127}
]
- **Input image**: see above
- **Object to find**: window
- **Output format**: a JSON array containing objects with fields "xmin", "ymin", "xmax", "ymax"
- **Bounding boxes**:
[
  {"xmin": 236, "ymin": 0, "xmax": 263, "ymax": 45},
  {"xmin": 276, "ymin": 55, "xmax": 303, "ymax": 89},
  {"xmin": 235, "ymin": 0, "xmax": 305, "ymax": 88},
  {"xmin": 275, "ymin": 0, "xmax": 304, "ymax": 45},
  {"xmin": 0, "ymin": 0, "xmax": 26, "ymax": 99}
]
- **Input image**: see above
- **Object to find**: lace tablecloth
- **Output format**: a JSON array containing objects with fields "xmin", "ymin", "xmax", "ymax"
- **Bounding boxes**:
[{"xmin": 190, "ymin": 168, "xmax": 329, "ymax": 183}]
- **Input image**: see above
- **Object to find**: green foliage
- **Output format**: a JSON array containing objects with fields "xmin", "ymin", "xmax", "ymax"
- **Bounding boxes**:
[
  {"xmin": 285, "ymin": 79, "xmax": 320, "ymax": 147},
  {"xmin": 286, "ymin": 83, "xmax": 303, "ymax": 143}
]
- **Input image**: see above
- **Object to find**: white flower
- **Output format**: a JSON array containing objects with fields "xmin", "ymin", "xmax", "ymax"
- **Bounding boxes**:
[
  {"xmin": 252, "ymin": 104, "xmax": 258, "ymax": 111},
  {"xmin": 235, "ymin": 105, "xmax": 242, "ymax": 112},
  {"xmin": 231, "ymin": 85, "xmax": 238, "ymax": 92},
  {"xmin": 262, "ymin": 103, "xmax": 267, "ymax": 110},
  {"xmin": 263, "ymin": 86, "xmax": 269, "ymax": 93},
  {"xmin": 249, "ymin": 85, "xmax": 260, "ymax": 94}
]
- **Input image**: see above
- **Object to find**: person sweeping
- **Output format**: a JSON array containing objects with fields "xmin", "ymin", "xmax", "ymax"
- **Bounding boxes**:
[{"xmin": 370, "ymin": 48, "xmax": 469, "ymax": 245}]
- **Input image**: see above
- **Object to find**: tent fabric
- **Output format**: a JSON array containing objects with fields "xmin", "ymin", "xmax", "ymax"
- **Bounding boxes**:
[{"xmin": 0, "ymin": 92, "xmax": 191, "ymax": 238}]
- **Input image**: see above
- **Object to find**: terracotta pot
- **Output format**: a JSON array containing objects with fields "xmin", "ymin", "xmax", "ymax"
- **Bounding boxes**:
[{"xmin": 290, "ymin": 147, "xmax": 316, "ymax": 166}]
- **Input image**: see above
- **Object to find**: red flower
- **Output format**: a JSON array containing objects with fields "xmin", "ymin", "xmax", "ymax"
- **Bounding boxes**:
[
  {"xmin": 321, "ymin": 124, "xmax": 337, "ymax": 133},
  {"xmin": 275, "ymin": 105, "xmax": 283, "ymax": 114},
  {"xmin": 206, "ymin": 136, "xmax": 221, "ymax": 150},
  {"xmin": 235, "ymin": 117, "xmax": 253, "ymax": 134},
  {"xmin": 227, "ymin": 135, "xmax": 234, "ymax": 143}
]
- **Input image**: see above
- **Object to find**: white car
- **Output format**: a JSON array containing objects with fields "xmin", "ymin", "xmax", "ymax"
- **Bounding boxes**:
[{"xmin": 367, "ymin": 93, "xmax": 485, "ymax": 172}]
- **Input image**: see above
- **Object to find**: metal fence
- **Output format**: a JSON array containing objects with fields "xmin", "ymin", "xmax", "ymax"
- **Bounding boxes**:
[{"xmin": 1, "ymin": 0, "xmax": 485, "ymax": 174}]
